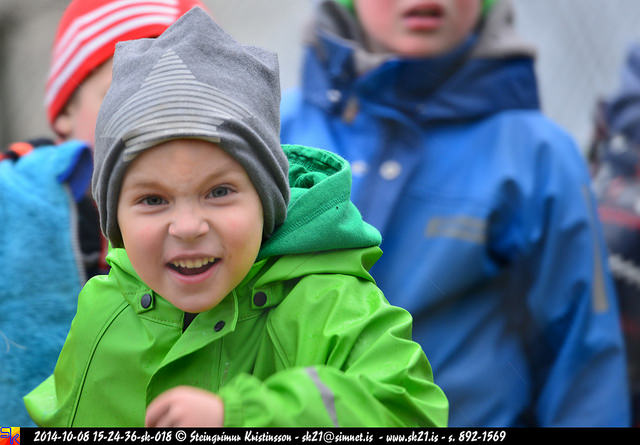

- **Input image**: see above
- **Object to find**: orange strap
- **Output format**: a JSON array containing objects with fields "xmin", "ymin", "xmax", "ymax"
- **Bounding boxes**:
[
  {"xmin": 8, "ymin": 142, "xmax": 34, "ymax": 156},
  {"xmin": 0, "ymin": 141, "xmax": 35, "ymax": 161}
]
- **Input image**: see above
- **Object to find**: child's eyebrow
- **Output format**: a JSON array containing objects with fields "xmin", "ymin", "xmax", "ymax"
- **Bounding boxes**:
[
  {"xmin": 123, "ymin": 177, "xmax": 167, "ymax": 190},
  {"xmin": 124, "ymin": 163, "xmax": 244, "ymax": 190}
]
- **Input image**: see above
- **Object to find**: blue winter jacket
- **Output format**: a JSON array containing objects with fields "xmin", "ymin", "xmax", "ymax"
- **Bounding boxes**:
[
  {"xmin": 0, "ymin": 140, "xmax": 92, "ymax": 426},
  {"xmin": 280, "ymin": 0, "xmax": 630, "ymax": 426}
]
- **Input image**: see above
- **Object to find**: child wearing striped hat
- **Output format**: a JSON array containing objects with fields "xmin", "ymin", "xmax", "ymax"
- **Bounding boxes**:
[
  {"xmin": 47, "ymin": 0, "xmax": 207, "ymax": 144},
  {"xmin": 0, "ymin": 0, "xmax": 204, "ymax": 426}
]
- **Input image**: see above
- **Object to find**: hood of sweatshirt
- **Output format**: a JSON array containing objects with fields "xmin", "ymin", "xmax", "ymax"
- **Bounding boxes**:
[{"xmin": 300, "ymin": 0, "xmax": 540, "ymax": 123}]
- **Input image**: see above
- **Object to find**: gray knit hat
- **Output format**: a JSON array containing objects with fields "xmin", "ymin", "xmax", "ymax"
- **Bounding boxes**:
[{"xmin": 92, "ymin": 6, "xmax": 289, "ymax": 248}]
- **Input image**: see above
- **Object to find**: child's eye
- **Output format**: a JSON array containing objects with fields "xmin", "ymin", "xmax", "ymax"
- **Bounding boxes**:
[
  {"xmin": 207, "ymin": 186, "xmax": 231, "ymax": 198},
  {"xmin": 141, "ymin": 195, "xmax": 166, "ymax": 206}
]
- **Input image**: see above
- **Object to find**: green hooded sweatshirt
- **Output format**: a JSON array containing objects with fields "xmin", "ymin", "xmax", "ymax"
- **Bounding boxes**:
[{"xmin": 24, "ymin": 145, "xmax": 448, "ymax": 427}]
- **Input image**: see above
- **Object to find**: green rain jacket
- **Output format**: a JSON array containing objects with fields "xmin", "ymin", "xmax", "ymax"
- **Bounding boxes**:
[{"xmin": 24, "ymin": 145, "xmax": 448, "ymax": 427}]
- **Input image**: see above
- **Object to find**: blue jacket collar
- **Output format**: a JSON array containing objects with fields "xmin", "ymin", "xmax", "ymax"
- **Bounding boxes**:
[
  {"xmin": 56, "ymin": 140, "xmax": 93, "ymax": 202},
  {"xmin": 301, "ymin": 25, "xmax": 540, "ymax": 124}
]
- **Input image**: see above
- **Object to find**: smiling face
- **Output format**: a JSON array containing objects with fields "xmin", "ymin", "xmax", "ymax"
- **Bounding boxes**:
[
  {"xmin": 354, "ymin": 0, "xmax": 482, "ymax": 57},
  {"xmin": 117, "ymin": 139, "xmax": 264, "ymax": 313}
]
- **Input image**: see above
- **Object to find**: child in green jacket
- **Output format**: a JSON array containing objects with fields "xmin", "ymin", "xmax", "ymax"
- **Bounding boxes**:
[{"xmin": 24, "ymin": 7, "xmax": 448, "ymax": 427}]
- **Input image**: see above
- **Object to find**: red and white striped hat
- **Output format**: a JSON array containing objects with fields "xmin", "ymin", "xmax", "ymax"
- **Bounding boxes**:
[{"xmin": 46, "ymin": 0, "xmax": 206, "ymax": 128}]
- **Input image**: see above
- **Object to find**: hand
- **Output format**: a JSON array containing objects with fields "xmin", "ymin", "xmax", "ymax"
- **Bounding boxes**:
[{"xmin": 145, "ymin": 386, "xmax": 224, "ymax": 427}]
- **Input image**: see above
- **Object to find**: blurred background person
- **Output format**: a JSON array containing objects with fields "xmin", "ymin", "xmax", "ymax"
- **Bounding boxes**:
[
  {"xmin": 280, "ymin": 0, "xmax": 629, "ymax": 426},
  {"xmin": 590, "ymin": 42, "xmax": 640, "ymax": 427}
]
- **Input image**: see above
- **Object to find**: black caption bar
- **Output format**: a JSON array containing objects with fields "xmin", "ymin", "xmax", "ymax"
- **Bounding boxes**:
[{"xmin": 8, "ymin": 427, "xmax": 637, "ymax": 445}]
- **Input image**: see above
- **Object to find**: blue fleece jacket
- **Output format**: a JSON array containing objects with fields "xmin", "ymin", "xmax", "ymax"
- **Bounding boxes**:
[{"xmin": 0, "ymin": 140, "xmax": 92, "ymax": 425}]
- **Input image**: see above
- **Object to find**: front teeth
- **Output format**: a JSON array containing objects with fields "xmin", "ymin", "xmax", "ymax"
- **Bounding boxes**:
[{"xmin": 171, "ymin": 257, "xmax": 216, "ymax": 269}]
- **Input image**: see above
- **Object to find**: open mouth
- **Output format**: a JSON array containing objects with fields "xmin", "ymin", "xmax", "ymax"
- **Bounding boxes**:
[
  {"xmin": 168, "ymin": 257, "xmax": 219, "ymax": 276},
  {"xmin": 403, "ymin": 3, "xmax": 445, "ymax": 30},
  {"xmin": 404, "ymin": 4, "xmax": 444, "ymax": 18}
]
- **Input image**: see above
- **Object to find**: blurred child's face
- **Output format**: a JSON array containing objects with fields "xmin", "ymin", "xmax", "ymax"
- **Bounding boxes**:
[
  {"xmin": 117, "ymin": 139, "xmax": 264, "ymax": 313},
  {"xmin": 354, "ymin": 0, "xmax": 482, "ymax": 57},
  {"xmin": 53, "ymin": 58, "xmax": 113, "ymax": 145}
]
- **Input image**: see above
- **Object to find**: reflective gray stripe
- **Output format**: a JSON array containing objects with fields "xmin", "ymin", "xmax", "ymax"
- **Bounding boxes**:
[
  {"xmin": 305, "ymin": 367, "xmax": 338, "ymax": 427},
  {"xmin": 425, "ymin": 216, "xmax": 487, "ymax": 244},
  {"xmin": 582, "ymin": 185, "xmax": 609, "ymax": 313}
]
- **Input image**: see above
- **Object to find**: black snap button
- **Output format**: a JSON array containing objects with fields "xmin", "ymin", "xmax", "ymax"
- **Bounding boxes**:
[
  {"xmin": 253, "ymin": 291, "xmax": 267, "ymax": 307},
  {"xmin": 214, "ymin": 321, "xmax": 225, "ymax": 332},
  {"xmin": 141, "ymin": 293, "xmax": 152, "ymax": 309}
]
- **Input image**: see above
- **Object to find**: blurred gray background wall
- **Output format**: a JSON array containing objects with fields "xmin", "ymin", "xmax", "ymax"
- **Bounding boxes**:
[{"xmin": 1, "ymin": 0, "xmax": 640, "ymax": 152}]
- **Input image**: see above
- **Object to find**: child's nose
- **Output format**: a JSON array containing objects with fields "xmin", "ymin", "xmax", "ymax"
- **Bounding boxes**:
[{"xmin": 168, "ymin": 207, "xmax": 209, "ymax": 240}]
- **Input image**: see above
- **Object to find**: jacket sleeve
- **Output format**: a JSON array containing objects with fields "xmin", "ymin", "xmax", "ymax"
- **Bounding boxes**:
[
  {"xmin": 513, "ymin": 127, "xmax": 630, "ymax": 426},
  {"xmin": 218, "ymin": 273, "xmax": 448, "ymax": 427}
]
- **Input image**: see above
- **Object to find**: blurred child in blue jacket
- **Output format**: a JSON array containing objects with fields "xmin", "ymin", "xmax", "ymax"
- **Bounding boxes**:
[{"xmin": 281, "ymin": 0, "xmax": 630, "ymax": 426}]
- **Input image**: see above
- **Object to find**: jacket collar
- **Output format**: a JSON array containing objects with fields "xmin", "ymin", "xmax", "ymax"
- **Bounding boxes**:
[{"xmin": 106, "ymin": 246, "xmax": 268, "ymax": 315}]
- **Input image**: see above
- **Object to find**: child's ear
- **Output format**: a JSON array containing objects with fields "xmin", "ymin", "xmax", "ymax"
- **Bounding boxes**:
[{"xmin": 52, "ymin": 107, "xmax": 73, "ymax": 140}]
